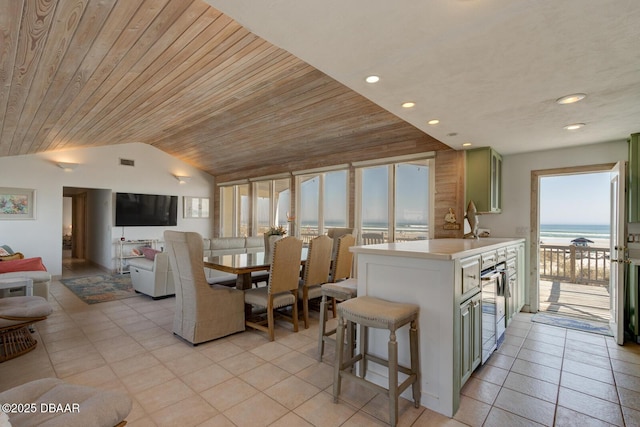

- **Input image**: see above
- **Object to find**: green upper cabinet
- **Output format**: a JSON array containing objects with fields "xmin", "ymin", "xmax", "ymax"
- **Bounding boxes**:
[
  {"xmin": 465, "ymin": 147, "xmax": 502, "ymax": 213},
  {"xmin": 628, "ymin": 133, "xmax": 640, "ymax": 222}
]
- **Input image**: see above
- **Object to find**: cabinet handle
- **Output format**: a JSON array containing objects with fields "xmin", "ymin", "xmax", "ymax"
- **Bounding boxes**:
[{"xmin": 466, "ymin": 274, "xmax": 477, "ymax": 279}]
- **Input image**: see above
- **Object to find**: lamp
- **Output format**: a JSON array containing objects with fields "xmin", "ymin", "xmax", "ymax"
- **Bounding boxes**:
[
  {"xmin": 57, "ymin": 162, "xmax": 78, "ymax": 171},
  {"xmin": 174, "ymin": 175, "xmax": 191, "ymax": 184}
]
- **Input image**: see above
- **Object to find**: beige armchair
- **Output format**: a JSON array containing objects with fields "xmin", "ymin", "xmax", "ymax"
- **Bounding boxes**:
[
  {"xmin": 297, "ymin": 235, "xmax": 332, "ymax": 328},
  {"xmin": 164, "ymin": 231, "xmax": 245, "ymax": 345},
  {"xmin": 244, "ymin": 236, "xmax": 303, "ymax": 341}
]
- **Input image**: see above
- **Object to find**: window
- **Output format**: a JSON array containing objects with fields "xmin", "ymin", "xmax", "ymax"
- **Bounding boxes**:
[
  {"xmin": 357, "ymin": 159, "xmax": 431, "ymax": 242},
  {"xmin": 296, "ymin": 169, "xmax": 348, "ymax": 243},
  {"xmin": 360, "ymin": 165, "xmax": 389, "ymax": 239},
  {"xmin": 219, "ymin": 183, "xmax": 249, "ymax": 237},
  {"xmin": 220, "ymin": 178, "xmax": 291, "ymax": 237},
  {"xmin": 255, "ymin": 181, "xmax": 271, "ymax": 235},
  {"xmin": 254, "ymin": 178, "xmax": 291, "ymax": 235}
]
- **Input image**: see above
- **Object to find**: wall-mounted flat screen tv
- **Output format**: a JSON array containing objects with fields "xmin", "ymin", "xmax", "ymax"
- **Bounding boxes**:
[{"xmin": 115, "ymin": 193, "xmax": 178, "ymax": 226}]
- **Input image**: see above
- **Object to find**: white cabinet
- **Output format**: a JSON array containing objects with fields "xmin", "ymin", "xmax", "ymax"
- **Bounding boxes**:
[
  {"xmin": 505, "ymin": 243, "xmax": 525, "ymax": 325},
  {"xmin": 351, "ymin": 237, "xmax": 525, "ymax": 417},
  {"xmin": 459, "ymin": 292, "xmax": 482, "ymax": 387},
  {"xmin": 116, "ymin": 239, "xmax": 158, "ymax": 274}
]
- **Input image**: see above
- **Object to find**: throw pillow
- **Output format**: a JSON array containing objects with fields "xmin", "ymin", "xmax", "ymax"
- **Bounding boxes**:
[
  {"xmin": 0, "ymin": 248, "xmax": 10, "ymax": 257},
  {"xmin": 0, "ymin": 257, "xmax": 47, "ymax": 273},
  {"xmin": 0, "ymin": 245, "xmax": 14, "ymax": 255},
  {"xmin": 0, "ymin": 253, "xmax": 24, "ymax": 261},
  {"xmin": 141, "ymin": 247, "xmax": 161, "ymax": 260}
]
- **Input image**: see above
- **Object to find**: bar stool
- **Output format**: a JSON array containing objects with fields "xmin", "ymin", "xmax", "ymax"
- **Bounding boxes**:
[
  {"xmin": 333, "ymin": 296, "xmax": 420, "ymax": 427},
  {"xmin": 317, "ymin": 278, "xmax": 357, "ymax": 361}
]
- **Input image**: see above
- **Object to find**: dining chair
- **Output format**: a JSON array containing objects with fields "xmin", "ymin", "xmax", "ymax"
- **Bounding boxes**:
[
  {"xmin": 329, "ymin": 233, "xmax": 356, "ymax": 283},
  {"xmin": 251, "ymin": 234, "xmax": 285, "ymax": 286},
  {"xmin": 361, "ymin": 232, "xmax": 385, "ymax": 245},
  {"xmin": 327, "ymin": 227, "xmax": 356, "ymax": 261},
  {"xmin": 244, "ymin": 236, "xmax": 303, "ymax": 341},
  {"xmin": 297, "ymin": 235, "xmax": 333, "ymax": 328},
  {"xmin": 164, "ymin": 231, "xmax": 245, "ymax": 344}
]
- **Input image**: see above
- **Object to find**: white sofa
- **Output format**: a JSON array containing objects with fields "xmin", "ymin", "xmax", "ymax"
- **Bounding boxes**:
[
  {"xmin": 128, "ymin": 252, "xmax": 175, "ymax": 299},
  {"xmin": 126, "ymin": 237, "xmax": 264, "ymax": 298}
]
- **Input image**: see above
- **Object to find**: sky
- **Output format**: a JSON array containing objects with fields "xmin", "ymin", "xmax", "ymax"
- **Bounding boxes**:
[{"xmin": 539, "ymin": 172, "xmax": 611, "ymax": 225}]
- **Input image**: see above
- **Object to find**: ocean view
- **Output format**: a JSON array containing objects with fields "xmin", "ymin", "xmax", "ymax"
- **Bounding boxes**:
[{"xmin": 540, "ymin": 224, "xmax": 610, "ymax": 246}]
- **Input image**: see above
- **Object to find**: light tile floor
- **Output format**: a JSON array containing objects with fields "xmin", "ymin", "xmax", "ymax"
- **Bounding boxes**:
[{"xmin": 1, "ymin": 260, "xmax": 639, "ymax": 426}]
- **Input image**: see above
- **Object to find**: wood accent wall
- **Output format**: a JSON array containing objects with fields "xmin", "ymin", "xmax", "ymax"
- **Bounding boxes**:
[{"xmin": 433, "ymin": 150, "xmax": 465, "ymax": 239}]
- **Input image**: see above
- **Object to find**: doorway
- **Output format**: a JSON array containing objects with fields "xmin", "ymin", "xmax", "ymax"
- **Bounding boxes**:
[
  {"xmin": 62, "ymin": 188, "xmax": 88, "ymax": 274},
  {"xmin": 531, "ymin": 164, "xmax": 617, "ymax": 332}
]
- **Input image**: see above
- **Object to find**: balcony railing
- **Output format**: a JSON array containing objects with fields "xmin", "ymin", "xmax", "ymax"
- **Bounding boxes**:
[{"xmin": 539, "ymin": 244, "xmax": 610, "ymax": 285}]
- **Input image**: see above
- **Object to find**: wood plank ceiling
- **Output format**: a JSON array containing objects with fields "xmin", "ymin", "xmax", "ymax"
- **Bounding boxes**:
[{"xmin": 0, "ymin": 0, "xmax": 449, "ymax": 181}]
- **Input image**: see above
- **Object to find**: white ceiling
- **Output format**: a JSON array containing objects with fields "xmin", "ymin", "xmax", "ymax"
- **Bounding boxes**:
[{"xmin": 206, "ymin": 0, "xmax": 640, "ymax": 155}]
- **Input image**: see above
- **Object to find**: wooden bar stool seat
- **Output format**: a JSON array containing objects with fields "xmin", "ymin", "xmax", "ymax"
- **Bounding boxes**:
[{"xmin": 333, "ymin": 295, "xmax": 420, "ymax": 427}]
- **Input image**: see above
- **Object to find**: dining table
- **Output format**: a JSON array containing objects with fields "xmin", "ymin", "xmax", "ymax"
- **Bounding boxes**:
[{"xmin": 203, "ymin": 248, "xmax": 308, "ymax": 290}]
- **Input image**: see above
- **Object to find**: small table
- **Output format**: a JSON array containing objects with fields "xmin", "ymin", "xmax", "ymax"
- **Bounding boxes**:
[{"xmin": 0, "ymin": 277, "xmax": 34, "ymax": 298}]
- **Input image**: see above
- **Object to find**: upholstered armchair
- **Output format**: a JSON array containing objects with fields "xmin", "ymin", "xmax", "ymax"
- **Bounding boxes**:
[{"xmin": 164, "ymin": 231, "xmax": 245, "ymax": 345}]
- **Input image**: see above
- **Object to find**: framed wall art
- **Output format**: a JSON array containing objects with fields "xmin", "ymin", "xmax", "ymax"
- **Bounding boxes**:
[
  {"xmin": 183, "ymin": 196, "xmax": 210, "ymax": 218},
  {"xmin": 0, "ymin": 188, "xmax": 36, "ymax": 220}
]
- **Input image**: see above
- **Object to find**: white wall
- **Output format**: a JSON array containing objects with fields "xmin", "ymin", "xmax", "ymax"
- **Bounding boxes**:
[
  {"xmin": 0, "ymin": 143, "xmax": 215, "ymax": 276},
  {"xmin": 87, "ymin": 189, "xmax": 113, "ymax": 271},
  {"xmin": 479, "ymin": 139, "xmax": 628, "ymax": 310}
]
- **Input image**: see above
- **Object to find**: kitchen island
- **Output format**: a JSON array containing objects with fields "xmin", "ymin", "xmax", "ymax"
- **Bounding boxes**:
[{"xmin": 350, "ymin": 237, "xmax": 525, "ymax": 417}]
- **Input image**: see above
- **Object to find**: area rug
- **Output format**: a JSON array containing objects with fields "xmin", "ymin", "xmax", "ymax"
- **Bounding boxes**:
[
  {"xmin": 60, "ymin": 274, "xmax": 138, "ymax": 304},
  {"xmin": 532, "ymin": 312, "xmax": 612, "ymax": 336}
]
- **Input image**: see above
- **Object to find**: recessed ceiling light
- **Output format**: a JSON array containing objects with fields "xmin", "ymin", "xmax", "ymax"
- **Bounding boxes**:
[
  {"xmin": 462, "ymin": 142, "xmax": 472, "ymax": 147},
  {"xmin": 427, "ymin": 119, "xmax": 440, "ymax": 125},
  {"xmin": 556, "ymin": 93, "xmax": 587, "ymax": 105},
  {"xmin": 563, "ymin": 123, "xmax": 585, "ymax": 130},
  {"xmin": 365, "ymin": 75, "xmax": 380, "ymax": 83},
  {"xmin": 402, "ymin": 102, "xmax": 415, "ymax": 108}
]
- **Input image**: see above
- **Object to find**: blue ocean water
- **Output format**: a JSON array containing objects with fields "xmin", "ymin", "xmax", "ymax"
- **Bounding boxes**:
[{"xmin": 540, "ymin": 224, "xmax": 610, "ymax": 241}]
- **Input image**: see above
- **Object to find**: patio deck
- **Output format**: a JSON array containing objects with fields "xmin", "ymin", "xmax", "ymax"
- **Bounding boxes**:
[{"xmin": 539, "ymin": 279, "xmax": 610, "ymax": 323}]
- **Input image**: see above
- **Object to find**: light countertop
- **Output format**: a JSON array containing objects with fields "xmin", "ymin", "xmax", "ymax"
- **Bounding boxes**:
[{"xmin": 350, "ymin": 238, "xmax": 525, "ymax": 261}]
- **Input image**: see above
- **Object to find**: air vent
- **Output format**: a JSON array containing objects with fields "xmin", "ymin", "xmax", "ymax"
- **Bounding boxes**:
[{"xmin": 119, "ymin": 158, "xmax": 135, "ymax": 167}]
